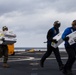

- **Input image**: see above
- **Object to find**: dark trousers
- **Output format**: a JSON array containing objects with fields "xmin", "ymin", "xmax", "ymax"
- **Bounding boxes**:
[
  {"xmin": 64, "ymin": 46, "xmax": 76, "ymax": 70},
  {"xmin": 41, "ymin": 44, "xmax": 63, "ymax": 67},
  {"xmin": 0, "ymin": 45, "xmax": 8, "ymax": 63}
]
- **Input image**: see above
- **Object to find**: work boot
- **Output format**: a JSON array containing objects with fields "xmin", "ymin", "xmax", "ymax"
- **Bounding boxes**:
[
  {"xmin": 59, "ymin": 64, "xmax": 64, "ymax": 70},
  {"xmin": 3, "ymin": 63, "xmax": 9, "ymax": 68},
  {"xmin": 62, "ymin": 69, "xmax": 73, "ymax": 75},
  {"xmin": 40, "ymin": 60, "xmax": 44, "ymax": 67}
]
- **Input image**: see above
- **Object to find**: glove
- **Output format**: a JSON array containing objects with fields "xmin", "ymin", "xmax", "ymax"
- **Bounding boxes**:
[
  {"xmin": 52, "ymin": 39, "xmax": 58, "ymax": 43},
  {"xmin": 63, "ymin": 37, "xmax": 69, "ymax": 41}
]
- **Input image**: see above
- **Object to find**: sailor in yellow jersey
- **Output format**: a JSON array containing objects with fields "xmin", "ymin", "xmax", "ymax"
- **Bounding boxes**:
[{"xmin": 0, "ymin": 26, "xmax": 9, "ymax": 68}]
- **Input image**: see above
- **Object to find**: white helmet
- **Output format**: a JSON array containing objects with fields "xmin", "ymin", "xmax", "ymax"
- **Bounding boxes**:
[{"xmin": 53, "ymin": 21, "xmax": 61, "ymax": 28}]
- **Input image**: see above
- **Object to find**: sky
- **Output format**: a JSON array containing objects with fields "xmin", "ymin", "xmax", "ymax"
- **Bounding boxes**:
[{"xmin": 0, "ymin": 0, "xmax": 76, "ymax": 47}]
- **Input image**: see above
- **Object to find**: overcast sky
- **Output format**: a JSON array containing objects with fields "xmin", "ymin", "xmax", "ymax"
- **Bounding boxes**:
[{"xmin": 0, "ymin": 0, "xmax": 76, "ymax": 47}]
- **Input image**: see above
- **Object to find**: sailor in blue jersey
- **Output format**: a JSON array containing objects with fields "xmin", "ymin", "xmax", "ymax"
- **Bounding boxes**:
[
  {"xmin": 62, "ymin": 20, "xmax": 76, "ymax": 75},
  {"xmin": 40, "ymin": 21, "xmax": 64, "ymax": 70}
]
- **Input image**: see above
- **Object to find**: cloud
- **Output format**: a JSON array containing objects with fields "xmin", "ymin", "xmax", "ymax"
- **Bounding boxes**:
[
  {"xmin": 0, "ymin": 0, "xmax": 76, "ymax": 47},
  {"xmin": 0, "ymin": 0, "xmax": 76, "ymax": 15}
]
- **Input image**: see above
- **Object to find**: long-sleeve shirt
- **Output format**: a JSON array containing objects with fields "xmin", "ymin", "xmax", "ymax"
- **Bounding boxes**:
[
  {"xmin": 47, "ymin": 27, "xmax": 59, "ymax": 44},
  {"xmin": 62, "ymin": 27, "xmax": 76, "ymax": 47}
]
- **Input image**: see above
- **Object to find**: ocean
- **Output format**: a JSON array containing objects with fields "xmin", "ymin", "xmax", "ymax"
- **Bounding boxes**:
[{"xmin": 14, "ymin": 47, "xmax": 66, "ymax": 52}]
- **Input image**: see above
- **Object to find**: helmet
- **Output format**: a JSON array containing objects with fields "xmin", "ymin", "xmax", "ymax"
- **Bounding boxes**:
[
  {"xmin": 53, "ymin": 21, "xmax": 61, "ymax": 28},
  {"xmin": 72, "ymin": 20, "xmax": 76, "ymax": 26},
  {"xmin": 2, "ymin": 26, "xmax": 8, "ymax": 31}
]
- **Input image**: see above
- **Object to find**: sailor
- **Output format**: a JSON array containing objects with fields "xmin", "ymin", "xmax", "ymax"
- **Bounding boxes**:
[
  {"xmin": 62, "ymin": 20, "xmax": 76, "ymax": 75},
  {"xmin": 40, "ymin": 21, "xmax": 64, "ymax": 70},
  {"xmin": 0, "ymin": 26, "xmax": 9, "ymax": 68}
]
